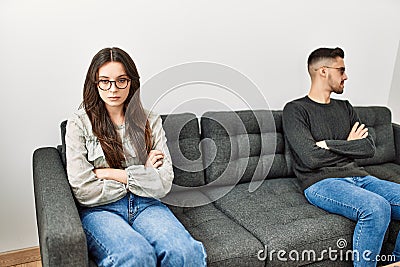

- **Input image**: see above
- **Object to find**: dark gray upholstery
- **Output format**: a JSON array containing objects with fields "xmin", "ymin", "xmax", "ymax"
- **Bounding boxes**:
[
  {"xmin": 363, "ymin": 163, "xmax": 400, "ymax": 184},
  {"xmin": 355, "ymin": 107, "xmax": 396, "ymax": 166},
  {"xmin": 393, "ymin": 123, "xmax": 400, "ymax": 165},
  {"xmin": 161, "ymin": 113, "xmax": 205, "ymax": 187},
  {"xmin": 33, "ymin": 147, "xmax": 89, "ymax": 266},
  {"xmin": 170, "ymin": 201, "xmax": 264, "ymax": 266},
  {"xmin": 201, "ymin": 110, "xmax": 293, "ymax": 186},
  {"xmin": 33, "ymin": 107, "xmax": 400, "ymax": 266},
  {"xmin": 208, "ymin": 181, "xmax": 354, "ymax": 266}
]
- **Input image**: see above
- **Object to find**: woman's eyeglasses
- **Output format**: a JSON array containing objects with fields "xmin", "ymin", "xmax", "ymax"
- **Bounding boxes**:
[{"xmin": 96, "ymin": 78, "xmax": 131, "ymax": 91}]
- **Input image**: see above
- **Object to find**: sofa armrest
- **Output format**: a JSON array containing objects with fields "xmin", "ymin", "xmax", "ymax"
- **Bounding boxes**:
[
  {"xmin": 394, "ymin": 123, "xmax": 400, "ymax": 165},
  {"xmin": 33, "ymin": 147, "xmax": 89, "ymax": 267}
]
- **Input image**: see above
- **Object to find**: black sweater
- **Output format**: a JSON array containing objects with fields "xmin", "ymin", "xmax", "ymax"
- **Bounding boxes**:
[{"xmin": 282, "ymin": 96, "xmax": 375, "ymax": 190}]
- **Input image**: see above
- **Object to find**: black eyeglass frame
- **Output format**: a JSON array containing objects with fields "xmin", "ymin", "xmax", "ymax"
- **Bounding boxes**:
[{"xmin": 95, "ymin": 78, "xmax": 131, "ymax": 91}]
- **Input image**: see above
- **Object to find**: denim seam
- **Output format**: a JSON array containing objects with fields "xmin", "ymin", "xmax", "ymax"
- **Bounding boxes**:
[
  {"xmin": 129, "ymin": 199, "xmax": 160, "ymax": 225},
  {"xmin": 83, "ymin": 226, "xmax": 116, "ymax": 265},
  {"xmin": 128, "ymin": 194, "xmax": 136, "ymax": 225},
  {"xmin": 199, "ymin": 241, "xmax": 207, "ymax": 266},
  {"xmin": 309, "ymin": 190, "xmax": 361, "ymax": 214},
  {"xmin": 355, "ymin": 217, "xmax": 364, "ymax": 253}
]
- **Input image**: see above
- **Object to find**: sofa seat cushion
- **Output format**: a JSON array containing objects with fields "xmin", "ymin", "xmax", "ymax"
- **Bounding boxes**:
[
  {"xmin": 363, "ymin": 163, "xmax": 400, "ymax": 184},
  {"xmin": 170, "ymin": 203, "xmax": 264, "ymax": 266},
  {"xmin": 205, "ymin": 178, "xmax": 355, "ymax": 266}
]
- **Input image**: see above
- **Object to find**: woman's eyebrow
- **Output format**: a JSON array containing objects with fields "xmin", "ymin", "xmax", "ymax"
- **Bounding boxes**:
[{"xmin": 98, "ymin": 74, "xmax": 128, "ymax": 79}]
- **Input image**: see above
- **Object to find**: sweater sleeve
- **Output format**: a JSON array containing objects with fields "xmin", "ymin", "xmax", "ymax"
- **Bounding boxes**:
[
  {"xmin": 283, "ymin": 102, "xmax": 347, "ymax": 170},
  {"xmin": 324, "ymin": 101, "xmax": 376, "ymax": 159},
  {"xmin": 125, "ymin": 114, "xmax": 174, "ymax": 199}
]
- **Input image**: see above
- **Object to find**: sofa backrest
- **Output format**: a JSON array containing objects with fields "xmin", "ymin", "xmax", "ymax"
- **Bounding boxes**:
[
  {"xmin": 60, "ymin": 120, "xmax": 67, "ymax": 167},
  {"xmin": 200, "ymin": 110, "xmax": 294, "ymax": 186},
  {"xmin": 355, "ymin": 106, "xmax": 396, "ymax": 166},
  {"xmin": 160, "ymin": 113, "xmax": 206, "ymax": 187},
  {"xmin": 59, "ymin": 106, "xmax": 395, "ymax": 189}
]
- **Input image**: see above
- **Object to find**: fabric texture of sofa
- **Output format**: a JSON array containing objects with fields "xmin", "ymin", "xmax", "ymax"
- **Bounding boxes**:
[{"xmin": 33, "ymin": 106, "xmax": 400, "ymax": 266}]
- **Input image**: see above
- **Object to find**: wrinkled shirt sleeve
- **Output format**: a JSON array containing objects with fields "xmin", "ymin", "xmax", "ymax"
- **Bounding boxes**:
[
  {"xmin": 66, "ymin": 114, "xmax": 126, "ymax": 207},
  {"xmin": 125, "ymin": 113, "xmax": 174, "ymax": 199}
]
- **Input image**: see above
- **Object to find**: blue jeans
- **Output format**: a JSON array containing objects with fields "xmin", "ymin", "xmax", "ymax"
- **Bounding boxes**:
[
  {"xmin": 304, "ymin": 176, "xmax": 400, "ymax": 267},
  {"xmin": 79, "ymin": 193, "xmax": 207, "ymax": 267}
]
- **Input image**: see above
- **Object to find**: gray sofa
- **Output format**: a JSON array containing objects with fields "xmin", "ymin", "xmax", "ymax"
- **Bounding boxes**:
[{"xmin": 33, "ymin": 106, "xmax": 400, "ymax": 266}]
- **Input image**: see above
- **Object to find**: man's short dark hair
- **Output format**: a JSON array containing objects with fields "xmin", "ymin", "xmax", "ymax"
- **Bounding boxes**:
[{"xmin": 307, "ymin": 47, "xmax": 345, "ymax": 70}]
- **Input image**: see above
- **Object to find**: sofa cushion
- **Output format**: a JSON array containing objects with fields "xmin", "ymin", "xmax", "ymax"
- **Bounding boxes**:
[
  {"xmin": 206, "ymin": 179, "xmax": 354, "ymax": 266},
  {"xmin": 363, "ymin": 162, "xmax": 400, "ymax": 184},
  {"xmin": 170, "ymin": 202, "xmax": 264, "ymax": 266},
  {"xmin": 161, "ymin": 113, "xmax": 205, "ymax": 187},
  {"xmin": 200, "ymin": 110, "xmax": 294, "ymax": 186},
  {"xmin": 355, "ymin": 106, "xmax": 396, "ymax": 166}
]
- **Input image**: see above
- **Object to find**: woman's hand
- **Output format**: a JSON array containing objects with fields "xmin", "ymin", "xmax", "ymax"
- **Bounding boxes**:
[
  {"xmin": 93, "ymin": 168, "xmax": 128, "ymax": 184},
  {"xmin": 145, "ymin": 150, "xmax": 164, "ymax": 168},
  {"xmin": 93, "ymin": 150, "xmax": 164, "ymax": 184}
]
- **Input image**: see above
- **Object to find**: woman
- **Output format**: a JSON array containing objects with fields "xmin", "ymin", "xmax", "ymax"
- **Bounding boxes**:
[{"xmin": 65, "ymin": 47, "xmax": 207, "ymax": 266}]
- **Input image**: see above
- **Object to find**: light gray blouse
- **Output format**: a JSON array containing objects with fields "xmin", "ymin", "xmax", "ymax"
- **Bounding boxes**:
[{"xmin": 65, "ymin": 108, "xmax": 174, "ymax": 207}]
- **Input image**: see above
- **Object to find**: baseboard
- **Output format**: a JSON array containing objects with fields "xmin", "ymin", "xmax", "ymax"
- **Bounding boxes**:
[{"xmin": 0, "ymin": 246, "xmax": 41, "ymax": 266}]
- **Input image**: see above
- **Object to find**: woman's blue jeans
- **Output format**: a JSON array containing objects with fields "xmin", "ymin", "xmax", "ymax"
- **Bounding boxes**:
[
  {"xmin": 304, "ymin": 176, "xmax": 400, "ymax": 267},
  {"xmin": 79, "ymin": 193, "xmax": 207, "ymax": 267}
]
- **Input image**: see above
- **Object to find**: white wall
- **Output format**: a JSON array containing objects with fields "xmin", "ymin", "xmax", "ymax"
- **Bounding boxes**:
[
  {"xmin": 389, "ymin": 41, "xmax": 400, "ymax": 123},
  {"xmin": 0, "ymin": 0, "xmax": 399, "ymax": 252}
]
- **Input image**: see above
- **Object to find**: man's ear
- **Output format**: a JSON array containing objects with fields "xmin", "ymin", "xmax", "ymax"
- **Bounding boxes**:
[{"xmin": 320, "ymin": 67, "xmax": 327, "ymax": 77}]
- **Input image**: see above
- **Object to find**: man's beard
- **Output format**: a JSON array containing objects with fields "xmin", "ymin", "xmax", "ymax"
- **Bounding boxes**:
[
  {"xmin": 330, "ymin": 79, "xmax": 345, "ymax": 94},
  {"xmin": 333, "ymin": 87, "xmax": 344, "ymax": 94}
]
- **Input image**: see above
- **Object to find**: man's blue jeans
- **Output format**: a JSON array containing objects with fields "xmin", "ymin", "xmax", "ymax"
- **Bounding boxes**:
[
  {"xmin": 79, "ymin": 193, "xmax": 207, "ymax": 267},
  {"xmin": 304, "ymin": 176, "xmax": 400, "ymax": 267}
]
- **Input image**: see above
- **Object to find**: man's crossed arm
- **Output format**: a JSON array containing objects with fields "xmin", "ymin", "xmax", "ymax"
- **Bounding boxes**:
[{"xmin": 316, "ymin": 122, "xmax": 369, "ymax": 149}]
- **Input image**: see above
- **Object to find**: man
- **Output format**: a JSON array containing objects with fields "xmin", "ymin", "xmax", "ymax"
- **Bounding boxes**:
[{"xmin": 282, "ymin": 47, "xmax": 400, "ymax": 266}]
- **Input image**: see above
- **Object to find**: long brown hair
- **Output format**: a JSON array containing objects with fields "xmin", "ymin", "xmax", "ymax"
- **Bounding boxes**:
[{"xmin": 82, "ymin": 47, "xmax": 152, "ymax": 167}]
